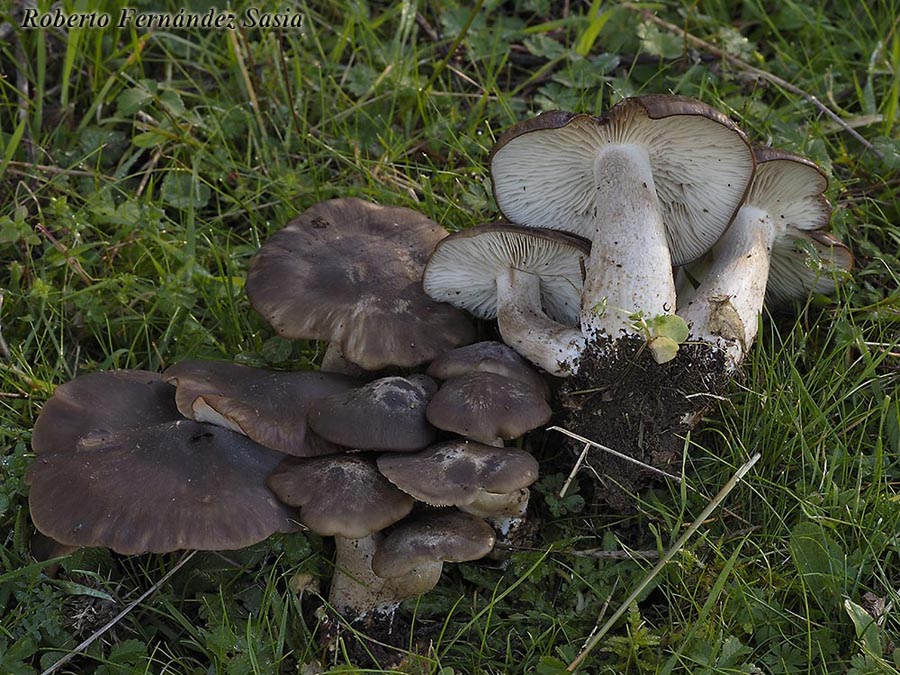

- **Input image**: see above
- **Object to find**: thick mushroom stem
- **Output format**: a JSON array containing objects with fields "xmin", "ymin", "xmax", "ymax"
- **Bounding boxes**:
[
  {"xmin": 677, "ymin": 205, "xmax": 774, "ymax": 369},
  {"xmin": 496, "ymin": 268, "xmax": 585, "ymax": 377},
  {"xmin": 328, "ymin": 535, "xmax": 388, "ymax": 616},
  {"xmin": 580, "ymin": 144, "xmax": 676, "ymax": 339},
  {"xmin": 328, "ymin": 535, "xmax": 442, "ymax": 620}
]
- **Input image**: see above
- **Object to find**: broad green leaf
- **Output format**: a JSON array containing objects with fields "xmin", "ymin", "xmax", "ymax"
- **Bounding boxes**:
[
  {"xmin": 844, "ymin": 598, "xmax": 882, "ymax": 658},
  {"xmin": 162, "ymin": 171, "xmax": 210, "ymax": 209},
  {"xmin": 116, "ymin": 85, "xmax": 154, "ymax": 117},
  {"xmin": 648, "ymin": 314, "xmax": 689, "ymax": 343},
  {"xmin": 789, "ymin": 520, "xmax": 847, "ymax": 601},
  {"xmin": 649, "ymin": 336, "xmax": 679, "ymax": 363}
]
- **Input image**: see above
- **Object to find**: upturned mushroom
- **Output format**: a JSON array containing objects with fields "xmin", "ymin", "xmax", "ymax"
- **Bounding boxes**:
[
  {"xmin": 677, "ymin": 147, "xmax": 853, "ymax": 367},
  {"xmin": 489, "ymin": 95, "xmax": 755, "ymax": 351},
  {"xmin": 246, "ymin": 198, "xmax": 475, "ymax": 373},
  {"xmin": 164, "ymin": 360, "xmax": 357, "ymax": 455},
  {"xmin": 423, "ymin": 224, "xmax": 590, "ymax": 376}
]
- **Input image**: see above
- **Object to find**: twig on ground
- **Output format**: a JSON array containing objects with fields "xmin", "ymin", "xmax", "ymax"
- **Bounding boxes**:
[
  {"xmin": 621, "ymin": 3, "xmax": 881, "ymax": 158},
  {"xmin": 564, "ymin": 548, "xmax": 660, "ymax": 561},
  {"xmin": 5, "ymin": 161, "xmax": 115, "ymax": 181},
  {"xmin": 566, "ymin": 452, "xmax": 761, "ymax": 672},
  {"xmin": 41, "ymin": 550, "xmax": 198, "ymax": 675},
  {"xmin": 559, "ymin": 441, "xmax": 591, "ymax": 498},
  {"xmin": 548, "ymin": 425, "xmax": 682, "ymax": 483}
]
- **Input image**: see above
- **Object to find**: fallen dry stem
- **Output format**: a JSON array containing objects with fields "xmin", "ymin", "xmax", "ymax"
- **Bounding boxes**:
[
  {"xmin": 548, "ymin": 425, "xmax": 682, "ymax": 483},
  {"xmin": 559, "ymin": 441, "xmax": 592, "ymax": 498},
  {"xmin": 566, "ymin": 452, "xmax": 761, "ymax": 672}
]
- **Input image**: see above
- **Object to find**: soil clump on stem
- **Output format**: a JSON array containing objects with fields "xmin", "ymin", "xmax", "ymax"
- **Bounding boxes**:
[{"xmin": 559, "ymin": 335, "xmax": 730, "ymax": 509}]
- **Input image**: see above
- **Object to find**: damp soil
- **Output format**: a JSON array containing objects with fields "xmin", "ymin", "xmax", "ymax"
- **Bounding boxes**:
[
  {"xmin": 316, "ymin": 606, "xmax": 441, "ymax": 671},
  {"xmin": 559, "ymin": 335, "xmax": 731, "ymax": 510}
]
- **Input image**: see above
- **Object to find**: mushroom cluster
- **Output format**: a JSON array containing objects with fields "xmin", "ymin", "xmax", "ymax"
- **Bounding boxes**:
[
  {"xmin": 421, "ymin": 94, "xmax": 852, "ymax": 490},
  {"xmin": 25, "ymin": 199, "xmax": 552, "ymax": 633},
  {"xmin": 427, "ymin": 95, "xmax": 851, "ymax": 379},
  {"xmin": 25, "ymin": 94, "xmax": 854, "ymax": 647}
]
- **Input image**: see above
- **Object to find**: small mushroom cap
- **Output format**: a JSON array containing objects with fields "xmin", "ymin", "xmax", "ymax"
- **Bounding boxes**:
[
  {"xmin": 425, "ymin": 372, "xmax": 552, "ymax": 442},
  {"xmin": 164, "ymin": 360, "xmax": 357, "ymax": 456},
  {"xmin": 377, "ymin": 440, "xmax": 539, "ymax": 507},
  {"xmin": 423, "ymin": 223, "xmax": 590, "ymax": 326},
  {"xmin": 245, "ymin": 198, "xmax": 476, "ymax": 370},
  {"xmin": 27, "ymin": 420, "xmax": 298, "ymax": 554},
  {"xmin": 307, "ymin": 376, "xmax": 437, "ymax": 451},
  {"xmin": 426, "ymin": 341, "xmax": 550, "ymax": 400},
  {"xmin": 31, "ymin": 370, "xmax": 180, "ymax": 455},
  {"xmin": 267, "ymin": 455, "xmax": 414, "ymax": 539},
  {"xmin": 489, "ymin": 95, "xmax": 755, "ymax": 265},
  {"xmin": 371, "ymin": 511, "xmax": 496, "ymax": 579},
  {"xmin": 766, "ymin": 230, "xmax": 853, "ymax": 306}
]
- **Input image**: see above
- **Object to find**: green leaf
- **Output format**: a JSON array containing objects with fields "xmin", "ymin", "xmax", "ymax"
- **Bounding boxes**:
[
  {"xmin": 159, "ymin": 90, "xmax": 186, "ymax": 118},
  {"xmin": 524, "ymin": 34, "xmax": 566, "ymax": 60},
  {"xmin": 132, "ymin": 130, "xmax": 166, "ymax": 148},
  {"xmin": 575, "ymin": 0, "xmax": 612, "ymax": 57},
  {"xmin": 648, "ymin": 314, "xmax": 689, "ymax": 343},
  {"xmin": 44, "ymin": 578, "xmax": 115, "ymax": 601},
  {"xmin": 789, "ymin": 520, "xmax": 847, "ymax": 601},
  {"xmin": 116, "ymin": 85, "xmax": 154, "ymax": 116},
  {"xmin": 649, "ymin": 336, "xmax": 679, "ymax": 363},
  {"xmin": 844, "ymin": 598, "xmax": 882, "ymax": 658},
  {"xmin": 162, "ymin": 171, "xmax": 210, "ymax": 209},
  {"xmin": 637, "ymin": 22, "xmax": 682, "ymax": 59},
  {"xmin": 535, "ymin": 656, "xmax": 569, "ymax": 675}
]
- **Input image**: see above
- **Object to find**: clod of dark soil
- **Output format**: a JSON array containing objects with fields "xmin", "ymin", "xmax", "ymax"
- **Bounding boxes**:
[{"xmin": 559, "ymin": 335, "xmax": 730, "ymax": 509}]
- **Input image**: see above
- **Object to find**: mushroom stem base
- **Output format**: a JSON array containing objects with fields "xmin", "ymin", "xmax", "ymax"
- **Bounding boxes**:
[
  {"xmin": 496, "ymin": 269, "xmax": 585, "ymax": 377},
  {"xmin": 329, "ymin": 534, "xmax": 443, "ymax": 622},
  {"xmin": 677, "ymin": 205, "xmax": 774, "ymax": 369}
]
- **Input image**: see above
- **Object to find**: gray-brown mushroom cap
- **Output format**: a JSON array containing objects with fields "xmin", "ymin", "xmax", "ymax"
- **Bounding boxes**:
[
  {"xmin": 425, "ymin": 372, "xmax": 552, "ymax": 442},
  {"xmin": 377, "ymin": 440, "xmax": 539, "ymax": 507},
  {"xmin": 371, "ymin": 511, "xmax": 496, "ymax": 579},
  {"xmin": 245, "ymin": 198, "xmax": 476, "ymax": 370},
  {"xmin": 163, "ymin": 360, "xmax": 357, "ymax": 456},
  {"xmin": 27, "ymin": 420, "xmax": 298, "ymax": 554},
  {"xmin": 307, "ymin": 376, "xmax": 437, "ymax": 451},
  {"xmin": 31, "ymin": 370, "xmax": 180, "ymax": 455},
  {"xmin": 426, "ymin": 341, "xmax": 551, "ymax": 400},
  {"xmin": 267, "ymin": 455, "xmax": 414, "ymax": 539}
]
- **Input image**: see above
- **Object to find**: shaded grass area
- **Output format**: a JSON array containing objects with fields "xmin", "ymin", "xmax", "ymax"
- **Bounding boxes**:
[{"xmin": 1, "ymin": 0, "xmax": 899, "ymax": 672}]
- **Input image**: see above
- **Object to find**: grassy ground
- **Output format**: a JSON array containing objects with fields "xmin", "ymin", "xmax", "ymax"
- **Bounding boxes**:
[{"xmin": 1, "ymin": 0, "xmax": 899, "ymax": 672}]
